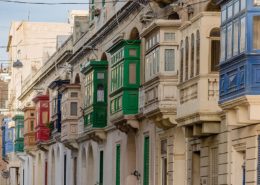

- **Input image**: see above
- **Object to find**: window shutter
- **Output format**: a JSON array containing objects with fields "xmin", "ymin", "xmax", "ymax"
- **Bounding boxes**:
[
  {"xmin": 99, "ymin": 151, "xmax": 104, "ymax": 185},
  {"xmin": 116, "ymin": 145, "xmax": 120, "ymax": 185},
  {"xmin": 143, "ymin": 136, "xmax": 150, "ymax": 185}
]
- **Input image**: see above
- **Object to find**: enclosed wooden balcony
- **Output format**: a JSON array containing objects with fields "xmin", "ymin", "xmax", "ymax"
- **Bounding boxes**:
[
  {"xmin": 23, "ymin": 106, "xmax": 36, "ymax": 151},
  {"xmin": 33, "ymin": 95, "xmax": 50, "ymax": 144},
  {"xmin": 107, "ymin": 40, "xmax": 141, "ymax": 132},
  {"xmin": 60, "ymin": 84, "xmax": 81, "ymax": 149},
  {"xmin": 79, "ymin": 60, "xmax": 108, "ymax": 142},
  {"xmin": 139, "ymin": 19, "xmax": 181, "ymax": 129},
  {"xmin": 13, "ymin": 114, "xmax": 24, "ymax": 153}
]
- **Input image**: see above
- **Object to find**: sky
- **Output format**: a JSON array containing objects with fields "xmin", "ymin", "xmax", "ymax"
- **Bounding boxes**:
[{"xmin": 0, "ymin": 0, "xmax": 88, "ymax": 63}]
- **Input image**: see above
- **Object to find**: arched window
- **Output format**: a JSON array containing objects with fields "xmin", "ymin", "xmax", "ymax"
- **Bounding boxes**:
[
  {"xmin": 185, "ymin": 37, "xmax": 189, "ymax": 81},
  {"xmin": 190, "ymin": 33, "xmax": 195, "ymax": 78},
  {"xmin": 210, "ymin": 28, "xmax": 220, "ymax": 72},
  {"xmin": 196, "ymin": 30, "xmax": 200, "ymax": 76},
  {"xmin": 180, "ymin": 40, "xmax": 184, "ymax": 82}
]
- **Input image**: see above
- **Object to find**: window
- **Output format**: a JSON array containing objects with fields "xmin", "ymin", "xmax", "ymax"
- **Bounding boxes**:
[
  {"xmin": 129, "ymin": 63, "xmax": 136, "ymax": 84},
  {"xmin": 233, "ymin": 20, "xmax": 239, "ymax": 55},
  {"xmin": 85, "ymin": 72, "xmax": 94, "ymax": 107},
  {"xmin": 70, "ymin": 102, "xmax": 78, "ymax": 116},
  {"xmin": 253, "ymin": 16, "xmax": 260, "ymax": 50},
  {"xmin": 97, "ymin": 85, "xmax": 105, "ymax": 102},
  {"xmin": 180, "ymin": 41, "xmax": 184, "ymax": 82},
  {"xmin": 185, "ymin": 37, "xmax": 189, "ymax": 80},
  {"xmin": 164, "ymin": 33, "xmax": 175, "ymax": 41},
  {"xmin": 227, "ymin": 24, "xmax": 233, "ymax": 59},
  {"xmin": 146, "ymin": 32, "xmax": 159, "ymax": 51},
  {"xmin": 102, "ymin": 0, "xmax": 105, "ymax": 7},
  {"xmin": 234, "ymin": 0, "xmax": 239, "ymax": 16},
  {"xmin": 143, "ymin": 136, "xmax": 150, "ymax": 185},
  {"xmin": 116, "ymin": 145, "xmax": 120, "ymax": 185},
  {"xmin": 196, "ymin": 30, "xmax": 200, "ymax": 75},
  {"xmin": 240, "ymin": 0, "xmax": 246, "ymax": 10},
  {"xmin": 30, "ymin": 121, "xmax": 34, "ymax": 131},
  {"xmin": 145, "ymin": 48, "xmax": 159, "ymax": 81},
  {"xmin": 161, "ymin": 140, "xmax": 167, "ymax": 185},
  {"xmin": 210, "ymin": 28, "xmax": 220, "ymax": 72},
  {"xmin": 164, "ymin": 49, "xmax": 175, "ymax": 71},
  {"xmin": 240, "ymin": 17, "xmax": 246, "ymax": 52},
  {"xmin": 19, "ymin": 127, "xmax": 24, "ymax": 138},
  {"xmin": 190, "ymin": 34, "xmax": 195, "ymax": 78},
  {"xmin": 227, "ymin": 4, "xmax": 233, "ymax": 19},
  {"xmin": 221, "ymin": 7, "xmax": 226, "ymax": 23},
  {"xmin": 71, "ymin": 92, "xmax": 78, "ymax": 98},
  {"xmin": 111, "ymin": 63, "xmax": 123, "ymax": 92}
]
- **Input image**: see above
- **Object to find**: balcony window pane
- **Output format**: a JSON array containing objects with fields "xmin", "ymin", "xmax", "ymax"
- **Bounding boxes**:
[
  {"xmin": 227, "ymin": 5, "xmax": 233, "ymax": 19},
  {"xmin": 70, "ymin": 102, "xmax": 77, "ymax": 116},
  {"xmin": 234, "ymin": 1, "xmax": 239, "ymax": 15},
  {"xmin": 233, "ymin": 20, "xmax": 239, "ymax": 55},
  {"xmin": 240, "ymin": 17, "xmax": 246, "ymax": 52},
  {"xmin": 196, "ymin": 30, "xmax": 200, "ymax": 75},
  {"xmin": 253, "ymin": 16, "xmax": 260, "ymax": 50},
  {"xmin": 227, "ymin": 24, "xmax": 233, "ymax": 59},
  {"xmin": 240, "ymin": 0, "xmax": 246, "ymax": 10},
  {"xmin": 191, "ymin": 34, "xmax": 195, "ymax": 78},
  {"xmin": 165, "ymin": 49, "xmax": 175, "ymax": 71},
  {"xmin": 129, "ymin": 63, "xmax": 136, "ymax": 84},
  {"xmin": 180, "ymin": 41, "xmax": 184, "ymax": 82},
  {"xmin": 221, "ymin": 28, "xmax": 226, "ymax": 61},
  {"xmin": 185, "ymin": 37, "xmax": 189, "ymax": 80},
  {"xmin": 221, "ymin": 8, "xmax": 226, "ymax": 23}
]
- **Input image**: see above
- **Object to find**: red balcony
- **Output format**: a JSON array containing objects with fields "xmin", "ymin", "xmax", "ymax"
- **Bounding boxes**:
[{"xmin": 32, "ymin": 95, "xmax": 50, "ymax": 143}]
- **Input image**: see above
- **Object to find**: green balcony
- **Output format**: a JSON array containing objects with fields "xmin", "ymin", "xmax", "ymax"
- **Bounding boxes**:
[
  {"xmin": 80, "ymin": 60, "xmax": 108, "ymax": 141},
  {"xmin": 13, "ymin": 115, "xmax": 24, "ymax": 153},
  {"xmin": 107, "ymin": 40, "xmax": 141, "ymax": 127}
]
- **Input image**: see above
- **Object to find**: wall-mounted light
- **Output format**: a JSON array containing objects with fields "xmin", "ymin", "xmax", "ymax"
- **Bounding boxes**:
[{"xmin": 132, "ymin": 170, "xmax": 141, "ymax": 180}]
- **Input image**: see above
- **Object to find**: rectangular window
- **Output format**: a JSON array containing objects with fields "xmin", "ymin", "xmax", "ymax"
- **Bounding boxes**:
[
  {"xmin": 164, "ymin": 33, "xmax": 175, "ymax": 41},
  {"xmin": 233, "ymin": 20, "xmax": 239, "ymax": 55},
  {"xmin": 227, "ymin": 5, "xmax": 233, "ymax": 19},
  {"xmin": 30, "ymin": 121, "xmax": 34, "ymax": 131},
  {"xmin": 211, "ymin": 40, "xmax": 220, "ymax": 72},
  {"xmin": 241, "ymin": 0, "xmax": 246, "ymax": 10},
  {"xmin": 129, "ymin": 63, "xmax": 136, "ymax": 84},
  {"xmin": 70, "ymin": 102, "xmax": 78, "ymax": 116},
  {"xmin": 234, "ymin": 0, "xmax": 239, "ymax": 15},
  {"xmin": 99, "ymin": 151, "xmax": 104, "ymax": 185},
  {"xmin": 145, "ymin": 48, "xmax": 159, "ymax": 81},
  {"xmin": 164, "ymin": 49, "xmax": 175, "ymax": 71},
  {"xmin": 221, "ymin": 8, "xmax": 226, "ymax": 23},
  {"xmin": 143, "ymin": 136, "xmax": 150, "ymax": 185},
  {"xmin": 253, "ymin": 16, "xmax": 260, "ymax": 50},
  {"xmin": 85, "ymin": 72, "xmax": 94, "ymax": 107},
  {"xmin": 240, "ymin": 17, "xmax": 246, "ymax": 52},
  {"xmin": 227, "ymin": 24, "xmax": 233, "ymax": 59},
  {"xmin": 116, "ymin": 145, "xmax": 120, "ymax": 185},
  {"xmin": 71, "ymin": 92, "xmax": 78, "ymax": 98}
]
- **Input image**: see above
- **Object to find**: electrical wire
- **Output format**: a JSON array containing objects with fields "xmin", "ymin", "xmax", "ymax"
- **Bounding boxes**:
[{"xmin": 0, "ymin": 0, "xmax": 129, "ymax": 5}]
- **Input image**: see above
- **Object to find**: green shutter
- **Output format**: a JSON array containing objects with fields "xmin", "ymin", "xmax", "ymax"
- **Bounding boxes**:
[
  {"xmin": 99, "ymin": 151, "xmax": 104, "ymax": 185},
  {"xmin": 143, "ymin": 136, "xmax": 150, "ymax": 185},
  {"xmin": 116, "ymin": 145, "xmax": 120, "ymax": 185}
]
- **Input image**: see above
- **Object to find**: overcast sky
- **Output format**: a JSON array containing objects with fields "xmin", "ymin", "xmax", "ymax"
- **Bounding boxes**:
[{"xmin": 0, "ymin": 0, "xmax": 88, "ymax": 63}]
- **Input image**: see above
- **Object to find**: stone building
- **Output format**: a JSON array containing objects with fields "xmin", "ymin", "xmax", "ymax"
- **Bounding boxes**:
[{"xmin": 7, "ymin": 0, "xmax": 260, "ymax": 185}]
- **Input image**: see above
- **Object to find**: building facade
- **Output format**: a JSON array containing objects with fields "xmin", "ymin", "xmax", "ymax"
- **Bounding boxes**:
[{"xmin": 4, "ymin": 0, "xmax": 260, "ymax": 185}]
